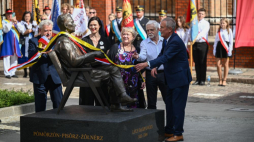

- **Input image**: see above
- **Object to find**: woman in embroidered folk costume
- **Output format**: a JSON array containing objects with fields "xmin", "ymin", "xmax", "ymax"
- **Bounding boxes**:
[
  {"xmin": 213, "ymin": 18, "xmax": 233, "ymax": 86},
  {"xmin": 17, "ymin": 11, "xmax": 37, "ymax": 77},
  {"xmin": 0, "ymin": 9, "xmax": 22, "ymax": 79},
  {"xmin": 108, "ymin": 27, "xmax": 146, "ymax": 108},
  {"xmin": 80, "ymin": 16, "xmax": 111, "ymax": 106},
  {"xmin": 176, "ymin": 16, "xmax": 190, "ymax": 58}
]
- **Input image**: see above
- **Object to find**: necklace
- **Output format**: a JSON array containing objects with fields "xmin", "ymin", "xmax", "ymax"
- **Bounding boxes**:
[{"xmin": 122, "ymin": 43, "xmax": 132, "ymax": 57}]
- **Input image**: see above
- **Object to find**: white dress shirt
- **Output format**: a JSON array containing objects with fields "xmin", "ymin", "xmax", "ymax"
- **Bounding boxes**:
[
  {"xmin": 117, "ymin": 17, "xmax": 122, "ymax": 24},
  {"xmin": 139, "ymin": 36, "xmax": 164, "ymax": 70},
  {"xmin": 176, "ymin": 28, "xmax": 190, "ymax": 47},
  {"xmin": 213, "ymin": 28, "xmax": 233, "ymax": 56},
  {"xmin": 196, "ymin": 18, "xmax": 210, "ymax": 43},
  {"xmin": 147, "ymin": 35, "xmax": 171, "ymax": 68}
]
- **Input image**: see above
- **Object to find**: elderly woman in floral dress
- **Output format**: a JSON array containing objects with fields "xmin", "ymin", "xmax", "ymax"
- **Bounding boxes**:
[{"xmin": 108, "ymin": 27, "xmax": 145, "ymax": 108}]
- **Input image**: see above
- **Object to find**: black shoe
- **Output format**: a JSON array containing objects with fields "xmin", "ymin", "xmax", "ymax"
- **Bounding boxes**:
[
  {"xmin": 110, "ymin": 104, "xmax": 133, "ymax": 112},
  {"xmin": 192, "ymin": 81, "xmax": 199, "ymax": 85},
  {"xmin": 11, "ymin": 75, "xmax": 18, "ymax": 78},
  {"xmin": 200, "ymin": 81, "xmax": 205, "ymax": 85},
  {"xmin": 120, "ymin": 93, "xmax": 138, "ymax": 104},
  {"xmin": 5, "ymin": 75, "xmax": 11, "ymax": 79}
]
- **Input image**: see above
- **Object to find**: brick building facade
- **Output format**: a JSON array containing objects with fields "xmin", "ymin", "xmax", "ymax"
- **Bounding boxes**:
[{"xmin": 1, "ymin": 0, "xmax": 253, "ymax": 68}]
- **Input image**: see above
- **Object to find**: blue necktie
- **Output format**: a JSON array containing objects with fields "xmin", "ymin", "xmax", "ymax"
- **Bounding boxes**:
[
  {"xmin": 163, "ymin": 39, "xmax": 167, "ymax": 48},
  {"xmin": 162, "ymin": 39, "xmax": 167, "ymax": 53}
]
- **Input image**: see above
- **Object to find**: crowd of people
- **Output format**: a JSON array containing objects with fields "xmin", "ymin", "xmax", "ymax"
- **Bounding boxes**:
[{"xmin": 0, "ymin": 3, "xmax": 234, "ymax": 141}]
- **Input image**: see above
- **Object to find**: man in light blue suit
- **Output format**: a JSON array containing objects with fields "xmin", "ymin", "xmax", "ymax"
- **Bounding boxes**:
[{"xmin": 135, "ymin": 17, "xmax": 192, "ymax": 142}]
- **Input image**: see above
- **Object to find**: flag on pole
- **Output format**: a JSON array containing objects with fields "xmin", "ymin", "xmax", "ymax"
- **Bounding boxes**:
[
  {"xmin": 32, "ymin": 0, "xmax": 41, "ymax": 24},
  {"xmin": 73, "ymin": 0, "xmax": 89, "ymax": 38},
  {"xmin": 0, "ymin": 15, "xmax": 3, "ymax": 46},
  {"xmin": 186, "ymin": 0, "xmax": 199, "ymax": 42},
  {"xmin": 51, "ymin": 0, "xmax": 61, "ymax": 36},
  {"xmin": 122, "ymin": 0, "xmax": 134, "ymax": 28},
  {"xmin": 235, "ymin": 0, "xmax": 254, "ymax": 48}
]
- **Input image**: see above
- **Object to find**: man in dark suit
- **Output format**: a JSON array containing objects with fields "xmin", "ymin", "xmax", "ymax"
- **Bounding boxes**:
[
  {"xmin": 109, "ymin": 6, "xmax": 122, "ymax": 45},
  {"xmin": 133, "ymin": 5, "xmax": 149, "ymax": 53},
  {"xmin": 135, "ymin": 17, "xmax": 192, "ymax": 141},
  {"xmin": 28, "ymin": 20, "xmax": 63, "ymax": 112}
]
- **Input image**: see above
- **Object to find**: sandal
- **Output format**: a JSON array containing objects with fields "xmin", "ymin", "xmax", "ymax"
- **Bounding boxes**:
[
  {"xmin": 218, "ymin": 79, "xmax": 223, "ymax": 86},
  {"xmin": 222, "ymin": 80, "xmax": 227, "ymax": 87}
]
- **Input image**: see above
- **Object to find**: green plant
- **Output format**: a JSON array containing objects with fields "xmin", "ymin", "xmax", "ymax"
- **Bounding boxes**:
[{"xmin": 0, "ymin": 89, "xmax": 34, "ymax": 108}]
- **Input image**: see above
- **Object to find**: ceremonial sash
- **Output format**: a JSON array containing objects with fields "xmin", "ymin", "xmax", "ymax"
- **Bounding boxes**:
[
  {"xmin": 111, "ymin": 20, "xmax": 122, "ymax": 42},
  {"xmin": 218, "ymin": 30, "xmax": 229, "ymax": 53},
  {"xmin": 134, "ymin": 19, "xmax": 147, "ymax": 40},
  {"xmin": 105, "ymin": 25, "xmax": 110, "ymax": 37},
  {"xmin": 3, "ymin": 20, "xmax": 20, "ymax": 42},
  {"xmin": 8, "ymin": 36, "xmax": 50, "ymax": 73},
  {"xmin": 197, "ymin": 31, "xmax": 209, "ymax": 45},
  {"xmin": 15, "ymin": 32, "xmax": 136, "ymax": 70}
]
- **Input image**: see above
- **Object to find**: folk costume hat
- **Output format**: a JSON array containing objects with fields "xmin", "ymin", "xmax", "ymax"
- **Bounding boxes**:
[
  {"xmin": 135, "ymin": 5, "xmax": 144, "ymax": 11},
  {"xmin": 4, "ymin": 9, "xmax": 13, "ymax": 15},
  {"xmin": 43, "ymin": 6, "xmax": 51, "ymax": 12},
  {"xmin": 159, "ymin": 10, "xmax": 167, "ymax": 16},
  {"xmin": 116, "ymin": 6, "xmax": 122, "ymax": 12}
]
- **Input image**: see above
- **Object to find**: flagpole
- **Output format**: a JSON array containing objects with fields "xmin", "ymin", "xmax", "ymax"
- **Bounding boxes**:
[{"xmin": 190, "ymin": 42, "xmax": 193, "ymax": 77}]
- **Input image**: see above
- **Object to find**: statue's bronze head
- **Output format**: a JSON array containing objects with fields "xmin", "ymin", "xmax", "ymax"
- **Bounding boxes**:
[{"xmin": 57, "ymin": 14, "xmax": 76, "ymax": 33}]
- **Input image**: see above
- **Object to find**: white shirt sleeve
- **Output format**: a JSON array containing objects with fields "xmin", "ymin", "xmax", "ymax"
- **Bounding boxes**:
[
  {"xmin": 213, "ymin": 32, "xmax": 219, "ymax": 56},
  {"xmin": 228, "ymin": 29, "xmax": 234, "ymax": 56},
  {"xmin": 2, "ymin": 21, "xmax": 13, "ymax": 33},
  {"xmin": 16, "ymin": 22, "xmax": 26, "ymax": 35},
  {"xmin": 32, "ymin": 21, "xmax": 38, "ymax": 32},
  {"xmin": 184, "ymin": 29, "xmax": 190, "ymax": 47},
  {"xmin": 137, "ymin": 40, "xmax": 147, "ymax": 62},
  {"xmin": 197, "ymin": 21, "xmax": 210, "ymax": 41}
]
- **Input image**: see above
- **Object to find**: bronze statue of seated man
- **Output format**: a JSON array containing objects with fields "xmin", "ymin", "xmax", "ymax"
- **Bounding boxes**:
[{"xmin": 53, "ymin": 14, "xmax": 137, "ymax": 112}]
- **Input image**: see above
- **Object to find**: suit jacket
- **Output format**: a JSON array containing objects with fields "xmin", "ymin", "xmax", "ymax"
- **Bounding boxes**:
[
  {"xmin": 28, "ymin": 36, "xmax": 62, "ymax": 85},
  {"xmin": 99, "ymin": 20, "xmax": 106, "ymax": 37},
  {"xmin": 108, "ymin": 20, "xmax": 122, "ymax": 45},
  {"xmin": 133, "ymin": 17, "xmax": 149, "ymax": 53},
  {"xmin": 150, "ymin": 33, "xmax": 192, "ymax": 89}
]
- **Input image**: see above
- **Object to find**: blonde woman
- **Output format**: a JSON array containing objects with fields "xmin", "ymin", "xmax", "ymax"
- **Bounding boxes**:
[
  {"xmin": 213, "ymin": 18, "xmax": 233, "ymax": 86},
  {"xmin": 108, "ymin": 27, "xmax": 146, "ymax": 108}
]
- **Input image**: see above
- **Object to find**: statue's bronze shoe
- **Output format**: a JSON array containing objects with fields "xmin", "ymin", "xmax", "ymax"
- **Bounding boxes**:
[
  {"xmin": 120, "ymin": 93, "xmax": 138, "ymax": 104},
  {"xmin": 110, "ymin": 104, "xmax": 133, "ymax": 112}
]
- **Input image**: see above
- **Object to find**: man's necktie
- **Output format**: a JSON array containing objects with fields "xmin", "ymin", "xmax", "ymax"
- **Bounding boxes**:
[{"xmin": 162, "ymin": 39, "xmax": 167, "ymax": 53}]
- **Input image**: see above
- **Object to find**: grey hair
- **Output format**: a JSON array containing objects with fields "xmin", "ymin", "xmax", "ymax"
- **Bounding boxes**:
[
  {"xmin": 121, "ymin": 27, "xmax": 138, "ymax": 39},
  {"xmin": 162, "ymin": 17, "xmax": 176, "ymax": 31},
  {"xmin": 146, "ymin": 20, "xmax": 160, "ymax": 30},
  {"xmin": 39, "ymin": 20, "xmax": 53, "ymax": 29}
]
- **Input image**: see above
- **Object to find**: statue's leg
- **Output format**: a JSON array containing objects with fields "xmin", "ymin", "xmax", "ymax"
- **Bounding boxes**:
[{"xmin": 94, "ymin": 65, "xmax": 137, "ymax": 104}]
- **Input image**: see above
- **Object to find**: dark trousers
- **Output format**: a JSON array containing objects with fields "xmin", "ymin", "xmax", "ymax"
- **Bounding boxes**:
[
  {"xmin": 193, "ymin": 42, "xmax": 208, "ymax": 82},
  {"xmin": 146, "ymin": 70, "xmax": 167, "ymax": 109},
  {"xmin": 165, "ymin": 84, "xmax": 189, "ymax": 136},
  {"xmin": 33, "ymin": 76, "xmax": 63, "ymax": 112}
]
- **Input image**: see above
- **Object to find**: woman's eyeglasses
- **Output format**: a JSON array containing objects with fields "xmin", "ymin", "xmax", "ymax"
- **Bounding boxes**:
[{"xmin": 89, "ymin": 12, "xmax": 96, "ymax": 14}]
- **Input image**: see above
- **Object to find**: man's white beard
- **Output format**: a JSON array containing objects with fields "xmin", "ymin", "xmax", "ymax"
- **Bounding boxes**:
[{"xmin": 148, "ymin": 34, "xmax": 155, "ymax": 39}]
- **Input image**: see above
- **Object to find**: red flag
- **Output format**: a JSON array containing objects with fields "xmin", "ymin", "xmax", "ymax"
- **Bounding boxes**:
[
  {"xmin": 235, "ymin": 1, "xmax": 254, "ymax": 48},
  {"xmin": 186, "ymin": 0, "xmax": 191, "ymax": 23},
  {"xmin": 122, "ymin": 0, "xmax": 134, "ymax": 28}
]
